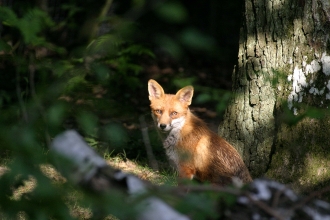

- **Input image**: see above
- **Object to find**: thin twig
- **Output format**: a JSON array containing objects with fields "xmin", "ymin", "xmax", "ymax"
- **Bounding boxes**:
[
  {"xmin": 176, "ymin": 185, "xmax": 285, "ymax": 220},
  {"xmin": 175, "ymin": 184, "xmax": 240, "ymax": 194},
  {"xmin": 271, "ymin": 188, "xmax": 285, "ymax": 208},
  {"xmin": 16, "ymin": 70, "xmax": 29, "ymax": 123},
  {"xmin": 139, "ymin": 115, "xmax": 159, "ymax": 171},
  {"xmin": 290, "ymin": 185, "xmax": 330, "ymax": 211},
  {"xmin": 245, "ymin": 193, "xmax": 285, "ymax": 220}
]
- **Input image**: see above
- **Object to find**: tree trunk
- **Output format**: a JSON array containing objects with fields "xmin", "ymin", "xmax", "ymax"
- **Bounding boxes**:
[{"xmin": 219, "ymin": 0, "xmax": 330, "ymax": 192}]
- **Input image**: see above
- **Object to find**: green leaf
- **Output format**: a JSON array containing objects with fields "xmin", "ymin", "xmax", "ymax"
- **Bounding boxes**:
[
  {"xmin": 85, "ymin": 137, "xmax": 99, "ymax": 148},
  {"xmin": 52, "ymin": 61, "xmax": 74, "ymax": 77},
  {"xmin": 177, "ymin": 193, "xmax": 219, "ymax": 219},
  {"xmin": 132, "ymin": 0, "xmax": 146, "ymax": 8},
  {"xmin": 155, "ymin": 1, "xmax": 188, "ymax": 23},
  {"xmin": 195, "ymin": 93, "xmax": 212, "ymax": 104},
  {"xmin": 47, "ymin": 103, "xmax": 67, "ymax": 127},
  {"xmin": 0, "ymin": 40, "xmax": 12, "ymax": 52},
  {"xmin": 179, "ymin": 28, "xmax": 217, "ymax": 52},
  {"xmin": 87, "ymin": 34, "xmax": 122, "ymax": 56},
  {"xmin": 64, "ymin": 75, "xmax": 88, "ymax": 94},
  {"xmin": 91, "ymin": 63, "xmax": 110, "ymax": 82},
  {"xmin": 155, "ymin": 34, "xmax": 183, "ymax": 59},
  {"xmin": 173, "ymin": 77, "xmax": 197, "ymax": 88},
  {"xmin": 103, "ymin": 123, "xmax": 128, "ymax": 148},
  {"xmin": 120, "ymin": 44, "xmax": 155, "ymax": 58},
  {"xmin": 0, "ymin": 7, "xmax": 18, "ymax": 26},
  {"xmin": 17, "ymin": 9, "xmax": 54, "ymax": 45},
  {"xmin": 216, "ymin": 92, "xmax": 231, "ymax": 113},
  {"xmin": 76, "ymin": 111, "xmax": 98, "ymax": 136}
]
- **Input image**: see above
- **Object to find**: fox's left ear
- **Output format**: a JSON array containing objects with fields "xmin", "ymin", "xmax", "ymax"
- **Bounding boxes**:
[{"xmin": 176, "ymin": 86, "xmax": 194, "ymax": 105}]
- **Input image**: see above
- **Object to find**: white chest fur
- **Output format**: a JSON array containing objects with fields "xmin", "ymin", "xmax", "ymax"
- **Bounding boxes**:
[
  {"xmin": 163, "ymin": 129, "xmax": 180, "ymax": 166},
  {"xmin": 157, "ymin": 117, "xmax": 185, "ymax": 169}
]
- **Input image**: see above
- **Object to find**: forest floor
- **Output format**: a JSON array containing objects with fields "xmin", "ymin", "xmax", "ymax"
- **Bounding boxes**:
[{"xmin": 0, "ymin": 155, "xmax": 175, "ymax": 220}]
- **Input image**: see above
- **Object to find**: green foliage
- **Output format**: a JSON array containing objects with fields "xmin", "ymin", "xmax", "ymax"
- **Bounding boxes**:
[
  {"xmin": 179, "ymin": 27, "xmax": 217, "ymax": 53},
  {"xmin": 154, "ymin": 34, "xmax": 183, "ymax": 59},
  {"xmin": 173, "ymin": 77, "xmax": 232, "ymax": 114},
  {"xmin": 0, "ymin": 7, "xmax": 55, "ymax": 45},
  {"xmin": 0, "ymin": 125, "xmax": 73, "ymax": 219},
  {"xmin": 281, "ymin": 102, "xmax": 329, "ymax": 126},
  {"xmin": 173, "ymin": 77, "xmax": 197, "ymax": 87},
  {"xmin": 47, "ymin": 102, "xmax": 67, "ymax": 127},
  {"xmin": 155, "ymin": 1, "xmax": 188, "ymax": 24},
  {"xmin": 0, "ymin": 2, "xmax": 153, "ymax": 219},
  {"xmin": 101, "ymin": 122, "xmax": 129, "ymax": 149},
  {"xmin": 77, "ymin": 111, "xmax": 98, "ymax": 136},
  {"xmin": 177, "ymin": 193, "xmax": 220, "ymax": 219}
]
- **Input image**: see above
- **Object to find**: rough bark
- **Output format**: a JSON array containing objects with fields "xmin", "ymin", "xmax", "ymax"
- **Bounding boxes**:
[{"xmin": 219, "ymin": 0, "xmax": 330, "ymax": 191}]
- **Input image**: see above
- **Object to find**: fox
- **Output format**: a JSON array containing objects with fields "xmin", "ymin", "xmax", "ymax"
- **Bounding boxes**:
[{"xmin": 148, "ymin": 79, "xmax": 252, "ymax": 186}]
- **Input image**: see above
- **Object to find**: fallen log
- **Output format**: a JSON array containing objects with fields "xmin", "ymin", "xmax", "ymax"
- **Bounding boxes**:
[{"xmin": 51, "ymin": 130, "xmax": 189, "ymax": 220}]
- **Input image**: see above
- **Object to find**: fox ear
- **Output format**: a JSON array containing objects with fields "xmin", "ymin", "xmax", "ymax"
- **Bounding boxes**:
[
  {"xmin": 176, "ymin": 86, "xmax": 194, "ymax": 105},
  {"xmin": 148, "ymin": 79, "xmax": 165, "ymax": 100}
]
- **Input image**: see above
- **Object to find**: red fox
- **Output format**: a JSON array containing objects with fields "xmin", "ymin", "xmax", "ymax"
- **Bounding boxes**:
[{"xmin": 148, "ymin": 79, "xmax": 252, "ymax": 185}]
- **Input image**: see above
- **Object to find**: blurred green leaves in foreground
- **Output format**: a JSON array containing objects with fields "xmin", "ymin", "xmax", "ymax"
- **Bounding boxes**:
[{"xmin": 0, "ymin": 1, "xmax": 152, "ymax": 218}]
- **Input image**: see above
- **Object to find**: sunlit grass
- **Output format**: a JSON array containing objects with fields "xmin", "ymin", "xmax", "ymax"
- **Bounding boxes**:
[
  {"xmin": 0, "ymin": 152, "xmax": 176, "ymax": 219},
  {"xmin": 107, "ymin": 154, "xmax": 177, "ymax": 186}
]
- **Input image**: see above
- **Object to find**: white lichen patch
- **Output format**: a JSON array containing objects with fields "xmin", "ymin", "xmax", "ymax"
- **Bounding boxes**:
[
  {"xmin": 306, "ymin": 60, "xmax": 321, "ymax": 74},
  {"xmin": 327, "ymin": 93, "xmax": 330, "ymax": 100},
  {"xmin": 287, "ymin": 52, "xmax": 330, "ymax": 112},
  {"xmin": 327, "ymin": 80, "xmax": 330, "ymax": 89},
  {"xmin": 321, "ymin": 52, "xmax": 330, "ymax": 75},
  {"xmin": 293, "ymin": 108, "xmax": 298, "ymax": 116},
  {"xmin": 287, "ymin": 66, "xmax": 308, "ymax": 109}
]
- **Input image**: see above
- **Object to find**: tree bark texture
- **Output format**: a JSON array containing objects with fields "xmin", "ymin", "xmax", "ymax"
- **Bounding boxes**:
[{"xmin": 219, "ymin": 0, "xmax": 330, "ymax": 191}]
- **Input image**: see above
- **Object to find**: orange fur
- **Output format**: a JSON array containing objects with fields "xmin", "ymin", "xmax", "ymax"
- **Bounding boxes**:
[{"xmin": 148, "ymin": 79, "xmax": 252, "ymax": 185}]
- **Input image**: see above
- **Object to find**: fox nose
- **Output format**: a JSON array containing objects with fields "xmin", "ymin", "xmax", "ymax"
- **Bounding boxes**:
[{"xmin": 159, "ymin": 124, "xmax": 167, "ymax": 130}]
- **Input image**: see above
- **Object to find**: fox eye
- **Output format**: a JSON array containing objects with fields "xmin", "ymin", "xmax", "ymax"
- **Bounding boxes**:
[
  {"xmin": 171, "ymin": 111, "xmax": 178, "ymax": 116},
  {"xmin": 155, "ymin": 109, "xmax": 162, "ymax": 114}
]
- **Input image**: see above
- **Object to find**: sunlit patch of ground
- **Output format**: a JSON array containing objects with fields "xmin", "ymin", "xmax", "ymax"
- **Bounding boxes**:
[
  {"xmin": 107, "ymin": 156, "xmax": 176, "ymax": 185},
  {"xmin": 0, "ymin": 156, "xmax": 175, "ymax": 219}
]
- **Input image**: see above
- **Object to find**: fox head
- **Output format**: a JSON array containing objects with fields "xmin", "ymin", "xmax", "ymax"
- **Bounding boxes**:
[{"xmin": 148, "ymin": 79, "xmax": 194, "ymax": 132}]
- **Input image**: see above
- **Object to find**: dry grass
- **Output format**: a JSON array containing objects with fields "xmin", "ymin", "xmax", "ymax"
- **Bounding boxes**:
[
  {"xmin": 12, "ymin": 176, "xmax": 37, "ymax": 201},
  {"xmin": 107, "ymin": 156, "xmax": 176, "ymax": 185}
]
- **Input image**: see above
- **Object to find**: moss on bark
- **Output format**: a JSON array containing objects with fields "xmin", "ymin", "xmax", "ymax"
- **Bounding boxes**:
[{"xmin": 267, "ymin": 117, "xmax": 330, "ymax": 196}]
